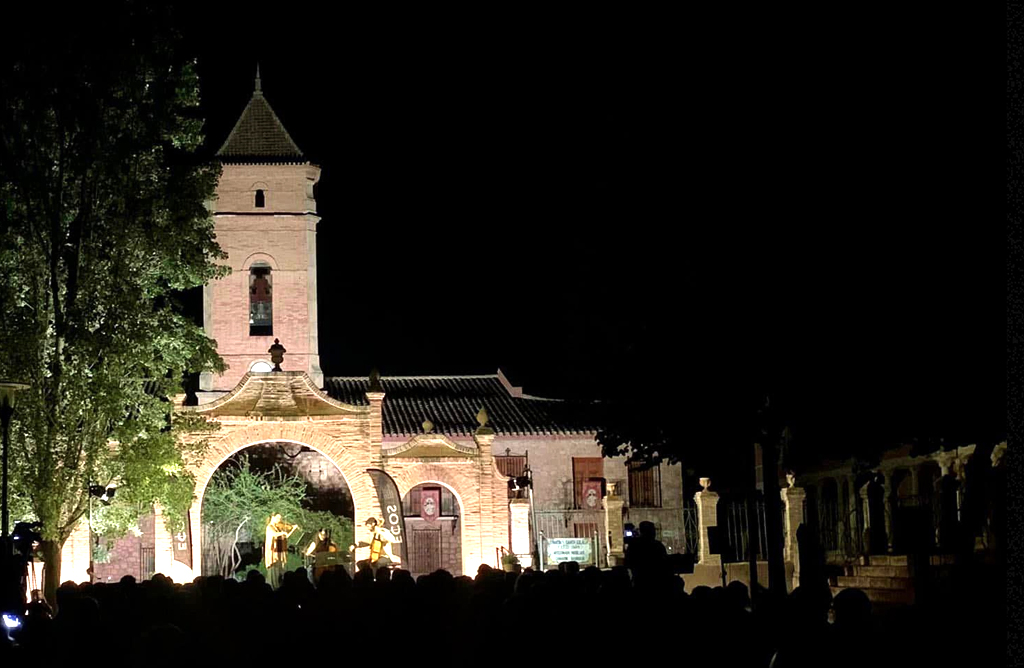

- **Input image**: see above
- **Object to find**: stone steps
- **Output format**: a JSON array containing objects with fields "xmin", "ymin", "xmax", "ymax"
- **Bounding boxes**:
[
  {"xmin": 852, "ymin": 564, "xmax": 911, "ymax": 578},
  {"xmin": 836, "ymin": 575, "xmax": 914, "ymax": 590}
]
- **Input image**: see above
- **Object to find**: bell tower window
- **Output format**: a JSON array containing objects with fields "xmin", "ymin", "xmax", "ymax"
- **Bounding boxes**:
[
  {"xmin": 249, "ymin": 264, "xmax": 272, "ymax": 336},
  {"xmin": 255, "ymin": 189, "xmax": 265, "ymax": 208}
]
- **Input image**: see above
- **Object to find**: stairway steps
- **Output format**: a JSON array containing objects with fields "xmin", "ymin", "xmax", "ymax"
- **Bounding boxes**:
[
  {"xmin": 853, "ymin": 565, "xmax": 911, "ymax": 578},
  {"xmin": 836, "ymin": 575, "xmax": 913, "ymax": 590}
]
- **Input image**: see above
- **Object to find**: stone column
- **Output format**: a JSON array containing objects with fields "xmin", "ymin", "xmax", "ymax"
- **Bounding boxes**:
[
  {"xmin": 859, "ymin": 480, "xmax": 872, "ymax": 558},
  {"xmin": 604, "ymin": 482, "xmax": 626, "ymax": 566},
  {"xmin": 780, "ymin": 473, "xmax": 806, "ymax": 589},
  {"xmin": 694, "ymin": 478, "xmax": 720, "ymax": 566},
  {"xmin": 509, "ymin": 498, "xmax": 532, "ymax": 568},
  {"xmin": 59, "ymin": 518, "xmax": 92, "ymax": 585},
  {"xmin": 473, "ymin": 409, "xmax": 496, "ymax": 570},
  {"xmin": 881, "ymin": 470, "xmax": 894, "ymax": 554},
  {"xmin": 366, "ymin": 370, "xmax": 385, "ymax": 466}
]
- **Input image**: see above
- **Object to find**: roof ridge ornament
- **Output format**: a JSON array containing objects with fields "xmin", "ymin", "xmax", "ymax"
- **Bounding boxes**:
[
  {"xmin": 368, "ymin": 368, "xmax": 383, "ymax": 393},
  {"xmin": 255, "ymin": 63, "xmax": 262, "ymax": 94}
]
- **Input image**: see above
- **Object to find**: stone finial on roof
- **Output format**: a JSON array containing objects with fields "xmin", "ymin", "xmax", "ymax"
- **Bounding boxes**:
[
  {"xmin": 268, "ymin": 338, "xmax": 286, "ymax": 371},
  {"xmin": 368, "ymin": 368, "xmax": 383, "ymax": 393},
  {"xmin": 476, "ymin": 407, "xmax": 489, "ymax": 428},
  {"xmin": 422, "ymin": 419, "xmax": 434, "ymax": 434},
  {"xmin": 255, "ymin": 63, "xmax": 262, "ymax": 93}
]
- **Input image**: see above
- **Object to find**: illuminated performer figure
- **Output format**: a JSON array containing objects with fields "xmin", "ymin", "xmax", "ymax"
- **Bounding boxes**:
[
  {"xmin": 305, "ymin": 528, "xmax": 338, "ymax": 582},
  {"xmin": 350, "ymin": 517, "xmax": 401, "ymax": 571},
  {"xmin": 264, "ymin": 513, "xmax": 298, "ymax": 589}
]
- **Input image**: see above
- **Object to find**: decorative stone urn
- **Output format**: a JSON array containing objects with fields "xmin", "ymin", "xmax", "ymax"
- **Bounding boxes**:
[{"xmin": 699, "ymin": 477, "xmax": 711, "ymax": 491}]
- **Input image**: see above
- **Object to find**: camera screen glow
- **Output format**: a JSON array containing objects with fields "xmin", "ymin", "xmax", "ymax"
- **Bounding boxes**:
[{"xmin": 2, "ymin": 614, "xmax": 21, "ymax": 629}]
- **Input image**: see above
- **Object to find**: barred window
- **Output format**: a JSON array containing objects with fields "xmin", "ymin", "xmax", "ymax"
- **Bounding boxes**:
[
  {"xmin": 628, "ymin": 461, "xmax": 662, "ymax": 508},
  {"xmin": 495, "ymin": 455, "xmax": 527, "ymax": 499}
]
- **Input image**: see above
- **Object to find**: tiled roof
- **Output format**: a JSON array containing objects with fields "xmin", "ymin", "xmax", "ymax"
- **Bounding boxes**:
[
  {"xmin": 323, "ymin": 375, "xmax": 602, "ymax": 437},
  {"xmin": 216, "ymin": 79, "xmax": 304, "ymax": 162}
]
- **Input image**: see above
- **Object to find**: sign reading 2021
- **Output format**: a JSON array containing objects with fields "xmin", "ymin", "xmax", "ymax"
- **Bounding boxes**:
[{"xmin": 366, "ymin": 469, "xmax": 407, "ymax": 563}]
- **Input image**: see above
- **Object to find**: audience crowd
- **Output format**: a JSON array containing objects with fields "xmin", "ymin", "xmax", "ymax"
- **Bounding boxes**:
[{"xmin": 0, "ymin": 526, "xmax": 1004, "ymax": 667}]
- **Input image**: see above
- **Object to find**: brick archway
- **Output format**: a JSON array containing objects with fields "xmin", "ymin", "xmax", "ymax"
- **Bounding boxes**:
[
  {"xmin": 182, "ymin": 422, "xmax": 381, "ymax": 579},
  {"xmin": 388, "ymin": 462, "xmax": 498, "ymax": 576}
]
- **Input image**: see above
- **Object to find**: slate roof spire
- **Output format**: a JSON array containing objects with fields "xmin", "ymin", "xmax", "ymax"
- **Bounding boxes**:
[{"xmin": 216, "ymin": 65, "xmax": 304, "ymax": 162}]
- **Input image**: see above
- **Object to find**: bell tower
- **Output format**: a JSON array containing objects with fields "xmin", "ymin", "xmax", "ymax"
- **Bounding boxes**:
[{"xmin": 200, "ymin": 68, "xmax": 323, "ymax": 391}]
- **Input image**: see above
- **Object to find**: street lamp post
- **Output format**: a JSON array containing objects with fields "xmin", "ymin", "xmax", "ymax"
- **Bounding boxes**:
[{"xmin": 0, "ymin": 382, "xmax": 29, "ymax": 557}]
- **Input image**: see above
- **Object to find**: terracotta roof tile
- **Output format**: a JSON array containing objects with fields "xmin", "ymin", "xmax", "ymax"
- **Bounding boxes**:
[
  {"xmin": 216, "ymin": 86, "xmax": 304, "ymax": 162},
  {"xmin": 323, "ymin": 375, "xmax": 601, "ymax": 437}
]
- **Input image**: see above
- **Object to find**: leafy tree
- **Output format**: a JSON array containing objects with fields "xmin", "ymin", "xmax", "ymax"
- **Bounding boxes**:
[
  {"xmin": 202, "ymin": 456, "xmax": 354, "ymax": 579},
  {"xmin": 0, "ymin": 3, "xmax": 225, "ymax": 603}
]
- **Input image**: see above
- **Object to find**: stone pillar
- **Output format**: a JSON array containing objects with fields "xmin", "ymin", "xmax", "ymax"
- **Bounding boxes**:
[
  {"xmin": 474, "ymin": 420, "xmax": 497, "ymax": 570},
  {"xmin": 694, "ymin": 478, "xmax": 720, "ymax": 566},
  {"xmin": 605, "ymin": 482, "xmax": 626, "ymax": 566},
  {"xmin": 859, "ymin": 480, "xmax": 872, "ymax": 558},
  {"xmin": 366, "ymin": 373, "xmax": 385, "ymax": 464},
  {"xmin": 881, "ymin": 471, "xmax": 894, "ymax": 554},
  {"xmin": 780, "ymin": 474, "xmax": 806, "ymax": 590},
  {"xmin": 59, "ymin": 518, "xmax": 92, "ymax": 585},
  {"xmin": 510, "ymin": 498, "xmax": 532, "ymax": 568},
  {"xmin": 152, "ymin": 504, "xmax": 176, "ymax": 581}
]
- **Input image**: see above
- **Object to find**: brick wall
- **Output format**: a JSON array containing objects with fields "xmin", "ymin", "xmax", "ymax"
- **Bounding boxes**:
[
  {"xmin": 203, "ymin": 162, "xmax": 322, "ymax": 390},
  {"xmin": 497, "ymin": 435, "xmax": 688, "ymax": 554},
  {"xmin": 93, "ymin": 511, "xmax": 157, "ymax": 583}
]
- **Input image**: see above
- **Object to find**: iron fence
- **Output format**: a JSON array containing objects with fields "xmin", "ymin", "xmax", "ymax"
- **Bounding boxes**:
[
  {"xmin": 535, "ymin": 509, "xmax": 606, "ymax": 567},
  {"xmin": 721, "ymin": 497, "xmax": 775, "ymax": 563}
]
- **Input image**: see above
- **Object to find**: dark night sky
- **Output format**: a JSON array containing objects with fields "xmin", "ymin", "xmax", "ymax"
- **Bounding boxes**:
[{"xmin": 177, "ymin": 5, "xmax": 1002, "ymax": 449}]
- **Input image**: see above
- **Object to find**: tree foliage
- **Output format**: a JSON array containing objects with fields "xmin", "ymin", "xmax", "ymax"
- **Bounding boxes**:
[
  {"xmin": 202, "ymin": 456, "xmax": 354, "ymax": 579},
  {"xmin": 0, "ymin": 2, "xmax": 225, "ymax": 601}
]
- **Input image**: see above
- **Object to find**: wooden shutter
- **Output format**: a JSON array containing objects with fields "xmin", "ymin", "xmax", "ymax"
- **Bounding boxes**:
[
  {"xmin": 628, "ymin": 462, "xmax": 662, "ymax": 508},
  {"xmin": 572, "ymin": 457, "xmax": 604, "ymax": 509}
]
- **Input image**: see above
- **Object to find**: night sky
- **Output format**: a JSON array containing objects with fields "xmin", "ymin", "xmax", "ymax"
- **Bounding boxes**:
[{"xmin": 177, "ymin": 5, "xmax": 1002, "ymax": 450}]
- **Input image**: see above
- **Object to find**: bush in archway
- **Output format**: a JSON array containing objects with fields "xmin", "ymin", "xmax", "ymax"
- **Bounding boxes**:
[{"xmin": 202, "ymin": 455, "xmax": 353, "ymax": 578}]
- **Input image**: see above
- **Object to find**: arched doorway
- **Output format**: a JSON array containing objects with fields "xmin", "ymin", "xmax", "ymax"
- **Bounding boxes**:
[
  {"xmin": 199, "ymin": 441, "xmax": 356, "ymax": 579},
  {"xmin": 402, "ymin": 482, "xmax": 462, "ymax": 577}
]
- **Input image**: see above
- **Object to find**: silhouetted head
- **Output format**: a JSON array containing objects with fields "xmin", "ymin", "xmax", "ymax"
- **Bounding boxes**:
[
  {"xmin": 832, "ymin": 588, "xmax": 871, "ymax": 629},
  {"xmin": 638, "ymin": 521, "xmax": 657, "ymax": 539},
  {"xmin": 726, "ymin": 580, "xmax": 750, "ymax": 609}
]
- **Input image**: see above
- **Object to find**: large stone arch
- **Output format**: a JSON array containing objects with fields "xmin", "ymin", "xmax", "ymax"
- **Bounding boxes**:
[{"xmin": 176, "ymin": 421, "xmax": 382, "ymax": 580}]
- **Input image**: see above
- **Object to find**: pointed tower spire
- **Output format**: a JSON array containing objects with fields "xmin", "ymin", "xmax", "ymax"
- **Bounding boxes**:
[{"xmin": 254, "ymin": 63, "xmax": 262, "ymax": 94}]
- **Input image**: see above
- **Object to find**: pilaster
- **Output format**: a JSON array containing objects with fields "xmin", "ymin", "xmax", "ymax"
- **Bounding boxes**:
[
  {"xmin": 780, "ymin": 476, "xmax": 806, "ymax": 589},
  {"xmin": 604, "ymin": 482, "xmax": 626, "ymax": 566},
  {"xmin": 694, "ymin": 478, "xmax": 720, "ymax": 566},
  {"xmin": 510, "ymin": 499, "xmax": 532, "ymax": 568}
]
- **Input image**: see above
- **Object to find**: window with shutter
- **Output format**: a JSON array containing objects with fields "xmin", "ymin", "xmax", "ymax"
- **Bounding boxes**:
[
  {"xmin": 572, "ymin": 457, "xmax": 604, "ymax": 509},
  {"xmin": 628, "ymin": 461, "xmax": 662, "ymax": 508}
]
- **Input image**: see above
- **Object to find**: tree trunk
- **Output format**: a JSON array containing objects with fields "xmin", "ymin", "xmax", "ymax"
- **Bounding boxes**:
[{"xmin": 40, "ymin": 538, "xmax": 62, "ymax": 607}]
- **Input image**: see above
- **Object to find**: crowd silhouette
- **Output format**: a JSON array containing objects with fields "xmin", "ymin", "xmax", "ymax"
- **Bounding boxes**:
[{"xmin": 0, "ymin": 527, "xmax": 1004, "ymax": 667}]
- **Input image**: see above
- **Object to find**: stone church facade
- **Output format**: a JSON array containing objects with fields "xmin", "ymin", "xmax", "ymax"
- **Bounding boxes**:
[{"xmin": 56, "ymin": 73, "xmax": 688, "ymax": 585}]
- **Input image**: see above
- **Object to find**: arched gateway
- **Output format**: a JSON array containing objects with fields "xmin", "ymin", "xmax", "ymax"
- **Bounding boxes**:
[{"xmin": 163, "ymin": 371, "xmax": 509, "ymax": 580}]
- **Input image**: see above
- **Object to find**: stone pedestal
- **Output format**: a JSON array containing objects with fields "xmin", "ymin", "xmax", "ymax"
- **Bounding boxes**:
[
  {"xmin": 780, "ymin": 482, "xmax": 806, "ymax": 591},
  {"xmin": 694, "ymin": 481, "xmax": 720, "ymax": 566},
  {"xmin": 605, "ymin": 491, "xmax": 625, "ymax": 566},
  {"xmin": 509, "ymin": 498, "xmax": 532, "ymax": 568}
]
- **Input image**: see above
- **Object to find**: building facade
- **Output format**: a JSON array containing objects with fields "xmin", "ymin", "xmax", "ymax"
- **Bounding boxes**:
[{"xmin": 55, "ymin": 74, "xmax": 687, "ymax": 585}]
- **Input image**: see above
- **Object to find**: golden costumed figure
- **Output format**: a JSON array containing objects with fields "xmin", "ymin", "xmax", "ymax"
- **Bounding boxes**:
[{"xmin": 264, "ymin": 513, "xmax": 298, "ymax": 589}]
